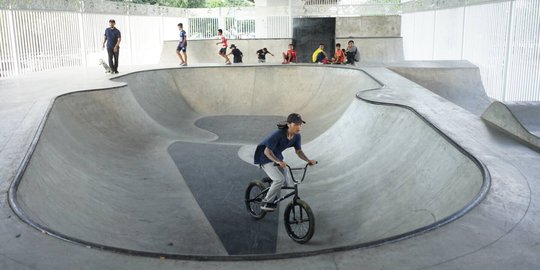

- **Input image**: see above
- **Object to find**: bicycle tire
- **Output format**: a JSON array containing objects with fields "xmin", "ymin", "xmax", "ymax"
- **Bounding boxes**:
[
  {"xmin": 245, "ymin": 181, "xmax": 267, "ymax": 219},
  {"xmin": 283, "ymin": 199, "xmax": 315, "ymax": 244}
]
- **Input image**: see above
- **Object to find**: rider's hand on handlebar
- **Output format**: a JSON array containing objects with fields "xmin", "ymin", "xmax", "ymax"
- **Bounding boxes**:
[
  {"xmin": 277, "ymin": 161, "xmax": 288, "ymax": 168},
  {"xmin": 307, "ymin": 160, "xmax": 317, "ymax": 166}
]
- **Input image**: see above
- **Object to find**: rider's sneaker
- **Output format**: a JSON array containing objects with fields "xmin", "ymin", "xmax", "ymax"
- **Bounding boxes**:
[{"xmin": 261, "ymin": 203, "xmax": 277, "ymax": 212}]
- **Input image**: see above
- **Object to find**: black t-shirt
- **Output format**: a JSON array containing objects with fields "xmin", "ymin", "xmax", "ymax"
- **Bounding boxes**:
[
  {"xmin": 231, "ymin": 48, "xmax": 243, "ymax": 62},
  {"xmin": 257, "ymin": 49, "xmax": 269, "ymax": 60}
]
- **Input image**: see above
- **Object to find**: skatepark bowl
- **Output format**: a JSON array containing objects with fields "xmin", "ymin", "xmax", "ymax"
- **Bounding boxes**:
[{"xmin": 9, "ymin": 65, "xmax": 489, "ymax": 260}]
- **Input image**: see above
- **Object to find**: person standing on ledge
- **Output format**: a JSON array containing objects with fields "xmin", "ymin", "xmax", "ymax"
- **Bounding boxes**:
[
  {"xmin": 253, "ymin": 113, "xmax": 317, "ymax": 212},
  {"xmin": 216, "ymin": 29, "xmax": 231, "ymax": 65},
  {"xmin": 102, "ymin": 19, "xmax": 121, "ymax": 74},
  {"xmin": 227, "ymin": 44, "xmax": 243, "ymax": 63},
  {"xmin": 176, "ymin": 23, "xmax": 188, "ymax": 66}
]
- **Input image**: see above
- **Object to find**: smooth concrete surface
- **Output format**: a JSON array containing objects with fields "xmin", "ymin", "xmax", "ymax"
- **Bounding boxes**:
[
  {"xmin": 25, "ymin": 66, "xmax": 475, "ymax": 257},
  {"xmin": 0, "ymin": 64, "xmax": 539, "ymax": 269},
  {"xmin": 336, "ymin": 16, "xmax": 401, "ymax": 38},
  {"xmin": 168, "ymin": 140, "xmax": 278, "ymax": 255},
  {"xmin": 160, "ymin": 39, "xmax": 291, "ymax": 65},
  {"xmin": 40, "ymin": 64, "xmax": 482, "ymax": 256},
  {"xmin": 388, "ymin": 60, "xmax": 492, "ymax": 115},
  {"xmin": 481, "ymin": 101, "xmax": 540, "ymax": 149}
]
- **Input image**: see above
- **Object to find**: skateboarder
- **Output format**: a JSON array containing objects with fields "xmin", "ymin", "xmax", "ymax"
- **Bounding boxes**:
[
  {"xmin": 102, "ymin": 19, "xmax": 121, "ymax": 73},
  {"xmin": 256, "ymin": 48, "xmax": 274, "ymax": 63}
]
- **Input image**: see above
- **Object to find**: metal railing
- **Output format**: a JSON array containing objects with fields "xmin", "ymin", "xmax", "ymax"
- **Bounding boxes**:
[{"xmin": 2, "ymin": 0, "xmax": 539, "ymax": 102}]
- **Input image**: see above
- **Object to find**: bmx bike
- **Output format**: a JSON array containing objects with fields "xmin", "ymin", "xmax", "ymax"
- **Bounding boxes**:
[{"xmin": 244, "ymin": 163, "xmax": 315, "ymax": 244}]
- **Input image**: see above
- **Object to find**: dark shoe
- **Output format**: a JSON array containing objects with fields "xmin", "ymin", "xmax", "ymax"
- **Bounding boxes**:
[{"xmin": 261, "ymin": 203, "xmax": 277, "ymax": 212}]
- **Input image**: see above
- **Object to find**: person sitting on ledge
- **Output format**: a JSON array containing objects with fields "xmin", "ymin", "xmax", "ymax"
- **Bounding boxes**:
[
  {"xmin": 282, "ymin": 44, "xmax": 297, "ymax": 64},
  {"xmin": 331, "ymin": 43, "xmax": 345, "ymax": 64},
  {"xmin": 312, "ymin": 43, "xmax": 328, "ymax": 64}
]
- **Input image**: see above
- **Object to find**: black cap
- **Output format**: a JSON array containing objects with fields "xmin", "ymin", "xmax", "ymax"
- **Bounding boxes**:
[
  {"xmin": 287, "ymin": 113, "xmax": 306, "ymax": 124},
  {"xmin": 229, "ymin": 44, "xmax": 236, "ymax": 49}
]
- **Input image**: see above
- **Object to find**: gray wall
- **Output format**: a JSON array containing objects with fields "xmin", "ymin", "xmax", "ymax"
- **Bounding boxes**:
[
  {"xmin": 334, "ymin": 15, "xmax": 403, "ymax": 63},
  {"xmin": 336, "ymin": 16, "xmax": 401, "ymax": 37},
  {"xmin": 160, "ymin": 15, "xmax": 403, "ymax": 65},
  {"xmin": 336, "ymin": 38, "xmax": 404, "ymax": 63}
]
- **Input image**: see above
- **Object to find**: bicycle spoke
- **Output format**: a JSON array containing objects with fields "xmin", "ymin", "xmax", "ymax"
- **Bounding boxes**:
[
  {"xmin": 287, "ymin": 204, "xmax": 311, "ymax": 238},
  {"xmin": 245, "ymin": 181, "xmax": 267, "ymax": 219}
]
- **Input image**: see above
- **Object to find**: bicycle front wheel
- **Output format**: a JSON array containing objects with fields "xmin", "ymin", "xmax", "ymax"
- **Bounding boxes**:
[
  {"xmin": 284, "ymin": 199, "xmax": 315, "ymax": 244},
  {"xmin": 245, "ymin": 181, "xmax": 267, "ymax": 219}
]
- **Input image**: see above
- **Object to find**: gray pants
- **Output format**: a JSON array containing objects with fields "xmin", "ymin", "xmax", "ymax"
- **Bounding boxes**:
[{"xmin": 261, "ymin": 162, "xmax": 291, "ymax": 203}]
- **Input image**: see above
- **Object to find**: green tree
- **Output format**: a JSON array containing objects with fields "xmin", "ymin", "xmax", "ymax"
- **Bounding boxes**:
[
  {"xmin": 198, "ymin": 0, "xmax": 253, "ymax": 7},
  {"xmin": 110, "ymin": 0, "xmax": 253, "ymax": 8},
  {"xmin": 159, "ymin": 0, "xmax": 206, "ymax": 8}
]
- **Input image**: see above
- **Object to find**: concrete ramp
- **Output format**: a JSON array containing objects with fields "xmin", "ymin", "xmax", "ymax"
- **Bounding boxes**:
[
  {"xmin": 12, "ymin": 66, "xmax": 486, "ymax": 259},
  {"xmin": 388, "ymin": 61, "xmax": 492, "ymax": 115},
  {"xmin": 482, "ymin": 100, "xmax": 540, "ymax": 149}
]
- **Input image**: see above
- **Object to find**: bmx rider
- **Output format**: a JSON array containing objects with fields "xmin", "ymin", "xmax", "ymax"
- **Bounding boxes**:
[{"xmin": 253, "ymin": 113, "xmax": 317, "ymax": 211}]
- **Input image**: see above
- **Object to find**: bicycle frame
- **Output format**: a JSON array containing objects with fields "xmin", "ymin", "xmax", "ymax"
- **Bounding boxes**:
[{"xmin": 254, "ymin": 163, "xmax": 312, "ymax": 205}]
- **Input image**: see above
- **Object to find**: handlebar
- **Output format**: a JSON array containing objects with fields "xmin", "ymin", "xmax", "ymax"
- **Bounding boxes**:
[{"xmin": 273, "ymin": 161, "xmax": 318, "ymax": 183}]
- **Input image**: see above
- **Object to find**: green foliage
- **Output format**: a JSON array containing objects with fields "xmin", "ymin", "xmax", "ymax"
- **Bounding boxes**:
[
  {"xmin": 372, "ymin": 0, "xmax": 400, "ymax": 3},
  {"xmin": 109, "ymin": 0, "xmax": 253, "ymax": 8}
]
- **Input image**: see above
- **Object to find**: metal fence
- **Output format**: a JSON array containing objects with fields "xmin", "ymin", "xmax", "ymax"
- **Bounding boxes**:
[
  {"xmin": 0, "ymin": 10, "xmax": 180, "ymax": 77},
  {"xmin": 0, "ymin": 1, "xmax": 301, "ymax": 77},
  {"xmin": 2, "ymin": 0, "xmax": 539, "ymax": 103},
  {"xmin": 401, "ymin": 0, "xmax": 540, "ymax": 102}
]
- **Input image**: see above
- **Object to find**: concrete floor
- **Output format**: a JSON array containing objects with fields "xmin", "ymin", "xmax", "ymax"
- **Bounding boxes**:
[{"xmin": 0, "ymin": 64, "xmax": 539, "ymax": 269}]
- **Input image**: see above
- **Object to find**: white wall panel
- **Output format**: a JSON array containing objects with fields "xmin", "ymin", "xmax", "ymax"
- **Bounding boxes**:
[
  {"xmin": 401, "ymin": 1, "xmax": 540, "ymax": 102},
  {"xmin": 433, "ymin": 8, "xmax": 464, "ymax": 60},
  {"xmin": 402, "ymin": 11, "xmax": 435, "ymax": 60},
  {"xmin": 505, "ymin": 0, "xmax": 540, "ymax": 101},
  {"xmin": 462, "ymin": 2, "xmax": 511, "ymax": 100}
]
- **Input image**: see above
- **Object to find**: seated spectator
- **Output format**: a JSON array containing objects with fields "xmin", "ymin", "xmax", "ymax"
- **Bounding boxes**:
[
  {"xmin": 312, "ymin": 43, "xmax": 328, "ymax": 64},
  {"xmin": 282, "ymin": 44, "xmax": 297, "ymax": 64},
  {"xmin": 345, "ymin": 40, "xmax": 360, "ymax": 65},
  {"xmin": 331, "ymin": 43, "xmax": 345, "ymax": 64}
]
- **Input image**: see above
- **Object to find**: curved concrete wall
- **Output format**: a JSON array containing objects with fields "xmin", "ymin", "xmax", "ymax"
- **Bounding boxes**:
[{"xmin": 16, "ymin": 66, "xmax": 483, "ymax": 257}]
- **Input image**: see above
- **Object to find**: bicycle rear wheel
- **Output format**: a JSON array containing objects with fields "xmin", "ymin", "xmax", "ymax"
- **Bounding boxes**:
[
  {"xmin": 283, "ymin": 199, "xmax": 315, "ymax": 244},
  {"xmin": 245, "ymin": 181, "xmax": 267, "ymax": 219}
]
